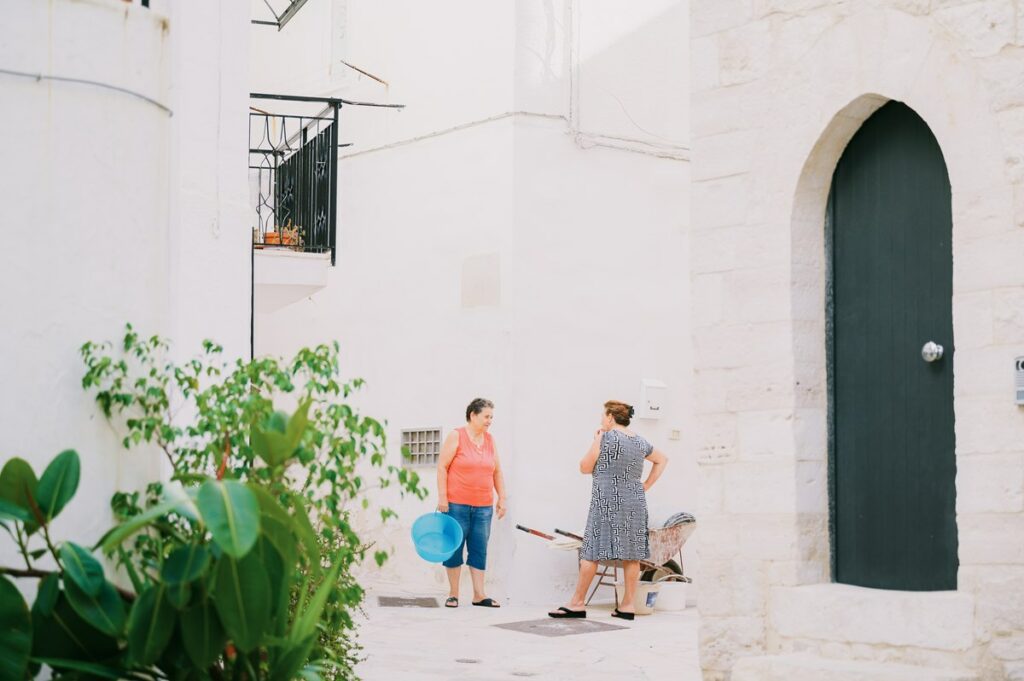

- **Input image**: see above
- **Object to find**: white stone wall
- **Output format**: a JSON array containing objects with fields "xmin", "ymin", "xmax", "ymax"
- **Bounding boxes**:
[
  {"xmin": 168, "ymin": 2, "xmax": 253, "ymax": 359},
  {"xmin": 0, "ymin": 0, "xmax": 251, "ymax": 570},
  {"xmin": 251, "ymin": 0, "xmax": 695, "ymax": 606},
  {"xmin": 690, "ymin": 1, "xmax": 1024, "ymax": 679}
]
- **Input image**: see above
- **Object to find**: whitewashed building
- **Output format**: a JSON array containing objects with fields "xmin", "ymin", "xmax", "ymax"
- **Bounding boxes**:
[
  {"xmin": 249, "ymin": 0, "xmax": 696, "ymax": 608},
  {"xmin": 5, "ymin": 1, "xmax": 1024, "ymax": 680},
  {"xmin": 690, "ymin": 1, "xmax": 1024, "ymax": 680},
  {"xmin": 1, "ymin": 0, "xmax": 251, "ymax": 555}
]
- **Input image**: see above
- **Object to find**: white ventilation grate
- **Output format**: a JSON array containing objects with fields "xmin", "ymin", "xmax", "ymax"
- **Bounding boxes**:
[{"xmin": 401, "ymin": 428, "xmax": 442, "ymax": 467}]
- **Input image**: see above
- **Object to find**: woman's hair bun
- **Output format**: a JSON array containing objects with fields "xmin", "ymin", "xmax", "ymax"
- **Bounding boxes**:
[{"xmin": 604, "ymin": 400, "xmax": 633, "ymax": 426}]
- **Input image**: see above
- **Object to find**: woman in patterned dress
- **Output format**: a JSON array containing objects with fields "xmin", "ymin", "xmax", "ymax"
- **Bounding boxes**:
[{"xmin": 548, "ymin": 401, "xmax": 668, "ymax": 620}]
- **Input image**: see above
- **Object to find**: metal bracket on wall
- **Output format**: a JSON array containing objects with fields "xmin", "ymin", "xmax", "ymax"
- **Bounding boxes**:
[{"xmin": 252, "ymin": 0, "xmax": 312, "ymax": 30}]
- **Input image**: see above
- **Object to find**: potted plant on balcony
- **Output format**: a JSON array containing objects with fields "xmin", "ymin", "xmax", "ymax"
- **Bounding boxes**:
[{"xmin": 281, "ymin": 220, "xmax": 303, "ymax": 249}]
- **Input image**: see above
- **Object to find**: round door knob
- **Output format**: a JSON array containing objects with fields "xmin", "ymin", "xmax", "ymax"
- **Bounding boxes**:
[{"xmin": 921, "ymin": 341, "xmax": 944, "ymax": 362}]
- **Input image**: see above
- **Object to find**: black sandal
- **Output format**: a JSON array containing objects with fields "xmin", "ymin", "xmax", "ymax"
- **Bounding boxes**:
[
  {"xmin": 611, "ymin": 608, "xmax": 635, "ymax": 621},
  {"xmin": 472, "ymin": 598, "xmax": 501, "ymax": 608},
  {"xmin": 445, "ymin": 597, "xmax": 458, "ymax": 608},
  {"xmin": 548, "ymin": 606, "xmax": 586, "ymax": 619}
]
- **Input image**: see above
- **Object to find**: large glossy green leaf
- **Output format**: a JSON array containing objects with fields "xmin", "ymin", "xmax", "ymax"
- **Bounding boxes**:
[
  {"xmin": 289, "ymin": 559, "xmax": 341, "ymax": 645},
  {"xmin": 167, "ymin": 581, "xmax": 191, "ymax": 611},
  {"xmin": 0, "ymin": 575, "xmax": 32, "ymax": 681},
  {"xmin": 34, "ymin": 574, "xmax": 59, "ymax": 617},
  {"xmin": 162, "ymin": 544, "xmax": 208, "ymax": 610},
  {"xmin": 212, "ymin": 553, "xmax": 271, "ymax": 653},
  {"xmin": 31, "ymin": 592, "xmax": 119, "ymax": 662},
  {"xmin": 270, "ymin": 634, "xmax": 317, "ymax": 681},
  {"xmin": 180, "ymin": 599, "xmax": 227, "ymax": 669},
  {"xmin": 251, "ymin": 422, "xmax": 287, "ymax": 468},
  {"xmin": 127, "ymin": 585, "xmax": 175, "ymax": 666},
  {"xmin": 98, "ymin": 498, "xmax": 184, "ymax": 553},
  {"xmin": 162, "ymin": 543, "xmax": 211, "ymax": 585},
  {"xmin": 164, "ymin": 481, "xmax": 201, "ymax": 523},
  {"xmin": 155, "ymin": 623, "xmax": 190, "ymax": 674},
  {"xmin": 0, "ymin": 458, "xmax": 39, "ymax": 532},
  {"xmin": 252, "ymin": 400, "xmax": 311, "ymax": 467},
  {"xmin": 64, "ymin": 578, "xmax": 126, "ymax": 637},
  {"xmin": 250, "ymin": 486, "xmax": 298, "ymax": 567},
  {"xmin": 197, "ymin": 480, "xmax": 260, "ymax": 558},
  {"xmin": 0, "ymin": 458, "xmax": 37, "ymax": 508},
  {"xmin": 60, "ymin": 542, "xmax": 105, "ymax": 597},
  {"xmin": 289, "ymin": 495, "xmax": 322, "ymax": 577},
  {"xmin": 285, "ymin": 398, "xmax": 311, "ymax": 444},
  {"xmin": 254, "ymin": 537, "xmax": 286, "ymax": 622},
  {"xmin": 35, "ymin": 450, "xmax": 80, "ymax": 522},
  {"xmin": 0, "ymin": 498, "xmax": 31, "ymax": 523}
]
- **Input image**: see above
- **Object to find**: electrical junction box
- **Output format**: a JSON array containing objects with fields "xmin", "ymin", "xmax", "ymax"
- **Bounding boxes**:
[
  {"xmin": 1016, "ymin": 356, "xmax": 1024, "ymax": 406},
  {"xmin": 639, "ymin": 379, "xmax": 668, "ymax": 420}
]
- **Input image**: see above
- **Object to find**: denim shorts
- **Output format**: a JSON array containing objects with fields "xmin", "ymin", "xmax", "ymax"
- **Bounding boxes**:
[{"xmin": 443, "ymin": 502, "xmax": 493, "ymax": 570}]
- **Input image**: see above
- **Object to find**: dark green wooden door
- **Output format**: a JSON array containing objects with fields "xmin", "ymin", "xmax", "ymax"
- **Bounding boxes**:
[{"xmin": 829, "ymin": 101, "xmax": 957, "ymax": 591}]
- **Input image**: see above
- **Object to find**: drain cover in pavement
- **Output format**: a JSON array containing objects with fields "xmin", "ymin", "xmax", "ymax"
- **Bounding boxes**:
[
  {"xmin": 377, "ymin": 596, "xmax": 439, "ymax": 608},
  {"xmin": 493, "ymin": 618, "xmax": 627, "ymax": 637}
]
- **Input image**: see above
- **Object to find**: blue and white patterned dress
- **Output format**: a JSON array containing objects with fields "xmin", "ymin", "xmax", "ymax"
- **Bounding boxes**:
[{"xmin": 579, "ymin": 430, "xmax": 652, "ymax": 562}]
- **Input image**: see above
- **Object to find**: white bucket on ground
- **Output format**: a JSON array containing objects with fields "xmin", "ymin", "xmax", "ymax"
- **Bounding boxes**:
[
  {"xmin": 653, "ymin": 579, "xmax": 688, "ymax": 611},
  {"xmin": 614, "ymin": 581, "xmax": 661, "ymax": 615}
]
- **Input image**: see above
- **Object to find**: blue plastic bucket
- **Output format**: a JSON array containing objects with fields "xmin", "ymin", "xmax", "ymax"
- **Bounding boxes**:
[{"xmin": 411, "ymin": 512, "xmax": 464, "ymax": 563}]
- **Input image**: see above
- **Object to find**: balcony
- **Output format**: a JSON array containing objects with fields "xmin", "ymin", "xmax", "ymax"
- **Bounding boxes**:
[
  {"xmin": 249, "ymin": 93, "xmax": 342, "ymax": 313},
  {"xmin": 250, "ymin": 93, "xmax": 341, "ymax": 264},
  {"xmin": 248, "ymin": 92, "xmax": 403, "ymax": 316}
]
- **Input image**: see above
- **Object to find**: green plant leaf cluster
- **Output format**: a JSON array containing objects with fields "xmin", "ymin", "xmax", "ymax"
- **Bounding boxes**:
[
  {"xmin": 0, "ymin": 327, "xmax": 428, "ymax": 680},
  {"xmin": 1, "ymin": 434, "xmax": 363, "ymax": 679}
]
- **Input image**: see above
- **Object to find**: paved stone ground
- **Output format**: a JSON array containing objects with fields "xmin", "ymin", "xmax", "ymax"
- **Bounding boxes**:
[{"xmin": 355, "ymin": 592, "xmax": 700, "ymax": 681}]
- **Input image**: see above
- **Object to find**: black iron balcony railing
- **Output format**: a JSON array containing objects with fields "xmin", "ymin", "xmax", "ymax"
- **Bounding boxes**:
[
  {"xmin": 249, "ymin": 94, "xmax": 341, "ymax": 263},
  {"xmin": 249, "ymin": 93, "xmax": 404, "ymax": 267}
]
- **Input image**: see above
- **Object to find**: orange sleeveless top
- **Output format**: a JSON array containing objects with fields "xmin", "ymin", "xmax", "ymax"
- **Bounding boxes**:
[{"xmin": 446, "ymin": 427, "xmax": 496, "ymax": 507}]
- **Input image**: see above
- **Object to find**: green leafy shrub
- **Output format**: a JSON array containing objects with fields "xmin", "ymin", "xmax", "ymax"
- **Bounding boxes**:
[
  {"xmin": 0, "ymin": 327, "xmax": 425, "ymax": 679},
  {"xmin": 2, "ymin": 439, "xmax": 335, "ymax": 678}
]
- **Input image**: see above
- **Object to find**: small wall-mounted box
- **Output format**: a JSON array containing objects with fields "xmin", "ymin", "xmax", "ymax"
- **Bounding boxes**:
[
  {"xmin": 638, "ymin": 379, "xmax": 668, "ymax": 420},
  {"xmin": 1016, "ymin": 356, "xmax": 1024, "ymax": 406}
]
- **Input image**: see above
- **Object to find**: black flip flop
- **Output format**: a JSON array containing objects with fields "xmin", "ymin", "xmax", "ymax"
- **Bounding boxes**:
[
  {"xmin": 472, "ymin": 598, "xmax": 501, "ymax": 608},
  {"xmin": 548, "ymin": 606, "xmax": 586, "ymax": 619},
  {"xmin": 611, "ymin": 608, "xmax": 635, "ymax": 621},
  {"xmin": 445, "ymin": 597, "xmax": 458, "ymax": 608}
]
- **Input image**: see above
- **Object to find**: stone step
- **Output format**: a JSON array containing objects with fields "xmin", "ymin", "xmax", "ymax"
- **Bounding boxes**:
[
  {"xmin": 770, "ymin": 584, "xmax": 975, "ymax": 651},
  {"xmin": 732, "ymin": 654, "xmax": 979, "ymax": 681}
]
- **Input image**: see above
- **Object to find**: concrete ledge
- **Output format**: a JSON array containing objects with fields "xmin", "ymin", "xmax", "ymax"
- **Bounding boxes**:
[
  {"xmin": 770, "ymin": 584, "xmax": 975, "ymax": 651},
  {"xmin": 254, "ymin": 249, "xmax": 331, "ymax": 312},
  {"xmin": 733, "ymin": 654, "xmax": 979, "ymax": 681}
]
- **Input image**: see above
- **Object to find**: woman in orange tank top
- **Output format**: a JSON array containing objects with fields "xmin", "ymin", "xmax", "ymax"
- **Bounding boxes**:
[{"xmin": 437, "ymin": 398, "xmax": 507, "ymax": 608}]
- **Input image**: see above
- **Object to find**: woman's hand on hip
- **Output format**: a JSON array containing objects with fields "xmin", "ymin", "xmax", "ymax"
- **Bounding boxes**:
[{"xmin": 496, "ymin": 498, "xmax": 507, "ymax": 519}]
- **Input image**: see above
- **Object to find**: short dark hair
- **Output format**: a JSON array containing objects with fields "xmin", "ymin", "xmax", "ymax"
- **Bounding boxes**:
[{"xmin": 466, "ymin": 398, "xmax": 495, "ymax": 421}]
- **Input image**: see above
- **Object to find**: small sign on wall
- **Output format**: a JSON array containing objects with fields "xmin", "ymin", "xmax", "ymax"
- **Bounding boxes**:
[{"xmin": 1016, "ymin": 357, "xmax": 1024, "ymax": 406}]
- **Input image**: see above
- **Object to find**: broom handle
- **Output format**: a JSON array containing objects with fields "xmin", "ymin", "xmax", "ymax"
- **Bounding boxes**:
[
  {"xmin": 554, "ymin": 528, "xmax": 584, "ymax": 541},
  {"xmin": 515, "ymin": 524, "xmax": 555, "ymax": 541}
]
